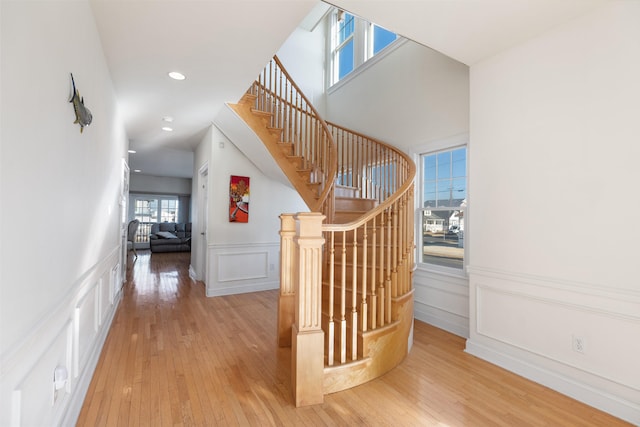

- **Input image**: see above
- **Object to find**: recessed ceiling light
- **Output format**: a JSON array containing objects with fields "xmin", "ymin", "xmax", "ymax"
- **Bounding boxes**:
[
  {"xmin": 134, "ymin": 169, "xmax": 142, "ymax": 173},
  {"xmin": 128, "ymin": 149, "xmax": 137, "ymax": 154},
  {"xmin": 168, "ymin": 71, "xmax": 185, "ymax": 80},
  {"xmin": 162, "ymin": 116, "xmax": 174, "ymax": 123},
  {"xmin": 162, "ymin": 126, "xmax": 173, "ymax": 132}
]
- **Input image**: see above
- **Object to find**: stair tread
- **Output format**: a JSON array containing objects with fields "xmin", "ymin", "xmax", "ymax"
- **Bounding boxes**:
[
  {"xmin": 335, "ymin": 196, "xmax": 377, "ymax": 201},
  {"xmin": 250, "ymin": 108, "xmax": 272, "ymax": 116}
]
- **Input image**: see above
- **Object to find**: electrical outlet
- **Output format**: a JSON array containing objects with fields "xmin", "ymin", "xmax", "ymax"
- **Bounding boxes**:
[{"xmin": 572, "ymin": 335, "xmax": 586, "ymax": 354}]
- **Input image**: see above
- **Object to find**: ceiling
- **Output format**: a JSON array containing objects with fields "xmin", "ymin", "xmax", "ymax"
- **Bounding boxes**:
[{"xmin": 90, "ymin": 0, "xmax": 611, "ymax": 179}]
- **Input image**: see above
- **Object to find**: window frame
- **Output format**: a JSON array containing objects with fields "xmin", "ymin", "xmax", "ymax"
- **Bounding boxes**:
[
  {"xmin": 327, "ymin": 9, "xmax": 404, "ymax": 90},
  {"xmin": 132, "ymin": 195, "xmax": 180, "ymax": 224},
  {"xmin": 412, "ymin": 135, "xmax": 469, "ymax": 276}
]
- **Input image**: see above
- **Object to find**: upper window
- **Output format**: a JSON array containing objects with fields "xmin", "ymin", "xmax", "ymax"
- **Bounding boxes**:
[
  {"xmin": 418, "ymin": 147, "xmax": 467, "ymax": 270},
  {"xmin": 372, "ymin": 24, "xmax": 397, "ymax": 55},
  {"xmin": 329, "ymin": 9, "xmax": 398, "ymax": 86}
]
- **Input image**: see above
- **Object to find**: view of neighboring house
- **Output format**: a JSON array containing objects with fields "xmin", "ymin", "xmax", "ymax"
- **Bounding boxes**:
[{"xmin": 1, "ymin": 1, "xmax": 638, "ymax": 426}]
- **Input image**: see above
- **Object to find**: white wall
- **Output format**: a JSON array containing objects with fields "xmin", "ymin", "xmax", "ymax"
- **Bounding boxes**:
[
  {"xmin": 277, "ymin": 23, "xmax": 327, "ymax": 115},
  {"xmin": 0, "ymin": 1, "xmax": 127, "ymax": 425},
  {"xmin": 325, "ymin": 40, "xmax": 469, "ymax": 153},
  {"xmin": 130, "ymin": 173, "xmax": 192, "ymax": 195},
  {"xmin": 467, "ymin": 2, "xmax": 640, "ymax": 423},
  {"xmin": 198, "ymin": 125, "xmax": 308, "ymax": 296}
]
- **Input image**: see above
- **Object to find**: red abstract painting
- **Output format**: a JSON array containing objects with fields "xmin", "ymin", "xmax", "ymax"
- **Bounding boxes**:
[{"xmin": 229, "ymin": 175, "xmax": 250, "ymax": 223}]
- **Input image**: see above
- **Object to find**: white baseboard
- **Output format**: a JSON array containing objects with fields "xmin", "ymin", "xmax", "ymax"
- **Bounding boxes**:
[
  {"xmin": 189, "ymin": 264, "xmax": 198, "ymax": 282},
  {"xmin": 465, "ymin": 339, "xmax": 640, "ymax": 425},
  {"xmin": 206, "ymin": 281, "xmax": 279, "ymax": 297},
  {"xmin": 414, "ymin": 308, "xmax": 469, "ymax": 338}
]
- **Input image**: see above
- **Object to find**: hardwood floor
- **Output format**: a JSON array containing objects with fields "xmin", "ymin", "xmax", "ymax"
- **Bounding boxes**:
[{"xmin": 77, "ymin": 251, "xmax": 630, "ymax": 426}]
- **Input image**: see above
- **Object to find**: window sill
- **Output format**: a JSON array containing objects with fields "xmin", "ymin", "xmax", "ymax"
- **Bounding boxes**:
[
  {"xmin": 327, "ymin": 38, "xmax": 408, "ymax": 95},
  {"xmin": 415, "ymin": 262, "xmax": 468, "ymax": 279}
]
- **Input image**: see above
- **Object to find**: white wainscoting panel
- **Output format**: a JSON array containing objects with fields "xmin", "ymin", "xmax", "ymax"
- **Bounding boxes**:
[
  {"xmin": 74, "ymin": 284, "xmax": 99, "ymax": 378},
  {"xmin": 0, "ymin": 248, "xmax": 122, "ymax": 427},
  {"xmin": 10, "ymin": 320, "xmax": 72, "ymax": 426},
  {"xmin": 218, "ymin": 251, "xmax": 268, "ymax": 282},
  {"xmin": 207, "ymin": 243, "xmax": 279, "ymax": 297},
  {"xmin": 467, "ymin": 267, "xmax": 640, "ymax": 425},
  {"xmin": 99, "ymin": 274, "xmax": 110, "ymax": 327},
  {"xmin": 413, "ymin": 267, "xmax": 469, "ymax": 338}
]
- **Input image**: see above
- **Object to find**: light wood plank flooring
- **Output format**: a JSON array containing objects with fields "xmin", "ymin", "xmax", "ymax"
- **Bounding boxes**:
[{"xmin": 77, "ymin": 251, "xmax": 631, "ymax": 426}]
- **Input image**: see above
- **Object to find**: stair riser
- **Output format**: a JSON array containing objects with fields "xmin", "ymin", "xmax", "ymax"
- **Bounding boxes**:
[
  {"xmin": 334, "ymin": 185, "xmax": 360, "ymax": 198},
  {"xmin": 334, "ymin": 197, "xmax": 377, "ymax": 212}
]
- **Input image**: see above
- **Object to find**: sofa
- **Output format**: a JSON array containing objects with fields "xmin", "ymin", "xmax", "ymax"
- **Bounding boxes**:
[{"xmin": 149, "ymin": 222, "xmax": 192, "ymax": 253}]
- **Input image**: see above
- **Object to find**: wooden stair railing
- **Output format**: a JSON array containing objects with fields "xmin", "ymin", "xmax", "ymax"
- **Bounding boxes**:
[
  {"xmin": 229, "ymin": 56, "xmax": 337, "ymax": 218},
  {"xmin": 232, "ymin": 56, "xmax": 415, "ymax": 407},
  {"xmin": 320, "ymin": 124, "xmax": 415, "ymax": 395}
]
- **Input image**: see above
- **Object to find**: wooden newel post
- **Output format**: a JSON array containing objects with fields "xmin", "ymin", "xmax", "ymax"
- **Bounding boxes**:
[
  {"xmin": 292, "ymin": 212, "xmax": 325, "ymax": 407},
  {"xmin": 278, "ymin": 213, "xmax": 296, "ymax": 347}
]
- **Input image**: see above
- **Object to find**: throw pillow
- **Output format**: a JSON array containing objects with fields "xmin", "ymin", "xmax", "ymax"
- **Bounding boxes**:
[{"xmin": 156, "ymin": 231, "xmax": 178, "ymax": 239}]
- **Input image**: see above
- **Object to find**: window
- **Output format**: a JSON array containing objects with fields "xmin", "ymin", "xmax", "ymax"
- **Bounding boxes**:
[
  {"xmin": 329, "ymin": 9, "xmax": 398, "ymax": 86},
  {"xmin": 419, "ymin": 147, "xmax": 467, "ymax": 270},
  {"xmin": 371, "ymin": 24, "xmax": 397, "ymax": 55},
  {"xmin": 133, "ymin": 196, "xmax": 179, "ymax": 224},
  {"xmin": 160, "ymin": 199, "xmax": 178, "ymax": 223},
  {"xmin": 134, "ymin": 198, "xmax": 157, "ymax": 223},
  {"xmin": 132, "ymin": 196, "xmax": 180, "ymax": 244},
  {"xmin": 335, "ymin": 11, "xmax": 355, "ymax": 81}
]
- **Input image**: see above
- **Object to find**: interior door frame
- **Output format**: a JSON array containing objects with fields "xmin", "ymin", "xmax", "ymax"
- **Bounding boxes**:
[{"xmin": 197, "ymin": 163, "xmax": 209, "ymax": 283}]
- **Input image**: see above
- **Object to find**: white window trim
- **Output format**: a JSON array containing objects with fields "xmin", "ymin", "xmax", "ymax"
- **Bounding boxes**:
[
  {"xmin": 411, "ymin": 133, "xmax": 469, "ymax": 278},
  {"xmin": 326, "ymin": 9, "xmax": 407, "ymax": 93},
  {"xmin": 131, "ymin": 194, "xmax": 181, "ymax": 224},
  {"xmin": 328, "ymin": 38, "xmax": 407, "ymax": 94}
]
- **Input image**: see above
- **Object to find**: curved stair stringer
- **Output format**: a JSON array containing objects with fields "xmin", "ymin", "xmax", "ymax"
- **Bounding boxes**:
[
  {"xmin": 229, "ymin": 99, "xmax": 324, "ymax": 212},
  {"xmin": 322, "ymin": 289, "xmax": 414, "ymax": 394}
]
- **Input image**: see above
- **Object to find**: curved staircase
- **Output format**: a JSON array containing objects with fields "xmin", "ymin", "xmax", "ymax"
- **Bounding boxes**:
[{"xmin": 230, "ymin": 56, "xmax": 416, "ymax": 406}]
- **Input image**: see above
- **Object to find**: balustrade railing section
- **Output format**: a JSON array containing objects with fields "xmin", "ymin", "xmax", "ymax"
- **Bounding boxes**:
[
  {"xmin": 248, "ymin": 57, "xmax": 336, "ymax": 214},
  {"xmin": 321, "ymin": 124, "xmax": 415, "ymax": 365}
]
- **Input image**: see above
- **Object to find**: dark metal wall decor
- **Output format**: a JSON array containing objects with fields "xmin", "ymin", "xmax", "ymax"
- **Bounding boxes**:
[{"xmin": 69, "ymin": 73, "xmax": 93, "ymax": 133}]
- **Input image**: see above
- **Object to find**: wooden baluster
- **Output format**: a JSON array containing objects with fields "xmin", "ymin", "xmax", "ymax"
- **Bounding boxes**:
[
  {"xmin": 339, "ymin": 231, "xmax": 347, "ymax": 364},
  {"xmin": 288, "ymin": 82, "xmax": 294, "ymax": 151},
  {"xmin": 350, "ymin": 227, "xmax": 358, "ymax": 360},
  {"xmin": 278, "ymin": 68, "xmax": 283, "ymax": 134},
  {"xmin": 370, "ymin": 216, "xmax": 377, "ymax": 330},
  {"xmin": 305, "ymin": 108, "xmax": 315, "ymax": 171},
  {"xmin": 367, "ymin": 138, "xmax": 372, "ymax": 200},
  {"xmin": 385, "ymin": 207, "xmax": 392, "ymax": 324},
  {"xmin": 327, "ymin": 231, "xmax": 335, "ymax": 366},
  {"xmin": 398, "ymin": 196, "xmax": 408, "ymax": 295},
  {"xmin": 350, "ymin": 133, "xmax": 354, "ymax": 188},
  {"xmin": 295, "ymin": 93, "xmax": 300, "ymax": 147},
  {"xmin": 378, "ymin": 211, "xmax": 385, "ymax": 327},
  {"xmin": 340, "ymin": 130, "xmax": 345, "ymax": 186},
  {"xmin": 361, "ymin": 222, "xmax": 368, "ymax": 332},
  {"xmin": 392, "ymin": 201, "xmax": 399, "ymax": 299},
  {"xmin": 397, "ymin": 198, "xmax": 404, "ymax": 296}
]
